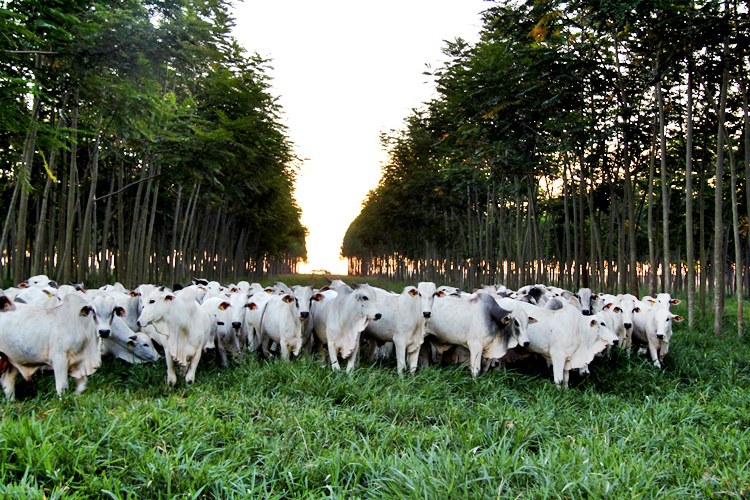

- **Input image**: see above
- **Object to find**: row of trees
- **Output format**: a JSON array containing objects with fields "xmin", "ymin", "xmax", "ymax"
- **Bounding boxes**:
[
  {"xmin": 0, "ymin": 0, "xmax": 306, "ymax": 288},
  {"xmin": 342, "ymin": 0, "xmax": 749, "ymax": 334}
]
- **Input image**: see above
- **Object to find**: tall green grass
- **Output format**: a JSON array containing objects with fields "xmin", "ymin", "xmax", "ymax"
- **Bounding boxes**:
[{"xmin": 1, "ymin": 296, "xmax": 749, "ymax": 498}]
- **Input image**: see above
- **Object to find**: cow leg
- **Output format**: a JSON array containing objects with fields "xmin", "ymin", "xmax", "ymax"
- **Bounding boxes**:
[
  {"xmin": 164, "ymin": 352, "xmax": 178, "ymax": 386},
  {"xmin": 51, "ymin": 357, "xmax": 70, "ymax": 397},
  {"xmin": 1, "ymin": 367, "xmax": 18, "ymax": 401},
  {"xmin": 551, "ymin": 355, "xmax": 566, "ymax": 388},
  {"xmin": 406, "ymin": 344, "xmax": 420, "ymax": 374},
  {"xmin": 468, "ymin": 341, "xmax": 483, "ymax": 377},
  {"xmin": 280, "ymin": 339, "xmax": 290, "ymax": 362},
  {"xmin": 327, "ymin": 340, "xmax": 341, "ymax": 371},
  {"xmin": 346, "ymin": 340, "xmax": 361, "ymax": 373},
  {"xmin": 185, "ymin": 350, "xmax": 203, "ymax": 384},
  {"xmin": 647, "ymin": 338, "xmax": 661, "ymax": 368},
  {"xmin": 393, "ymin": 337, "xmax": 407, "ymax": 375},
  {"xmin": 74, "ymin": 375, "xmax": 88, "ymax": 394}
]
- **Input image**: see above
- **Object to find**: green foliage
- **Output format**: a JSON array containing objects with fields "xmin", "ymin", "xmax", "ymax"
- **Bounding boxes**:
[{"xmin": 0, "ymin": 299, "xmax": 749, "ymax": 497}]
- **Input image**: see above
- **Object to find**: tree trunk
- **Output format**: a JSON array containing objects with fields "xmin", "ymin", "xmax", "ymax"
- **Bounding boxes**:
[
  {"xmin": 713, "ymin": 57, "xmax": 729, "ymax": 336},
  {"xmin": 685, "ymin": 59, "xmax": 696, "ymax": 329},
  {"xmin": 647, "ymin": 113, "xmax": 658, "ymax": 296},
  {"xmin": 78, "ymin": 115, "xmax": 104, "ymax": 284},
  {"xmin": 59, "ymin": 92, "xmax": 79, "ymax": 284},
  {"xmin": 657, "ymin": 77, "xmax": 671, "ymax": 294}
]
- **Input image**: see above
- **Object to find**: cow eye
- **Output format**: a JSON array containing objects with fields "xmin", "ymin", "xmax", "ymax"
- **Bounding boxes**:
[
  {"xmin": 600, "ymin": 322, "xmax": 606, "ymax": 327},
  {"xmin": 362, "ymin": 296, "xmax": 369, "ymax": 301},
  {"xmin": 149, "ymin": 299, "xmax": 155, "ymax": 304}
]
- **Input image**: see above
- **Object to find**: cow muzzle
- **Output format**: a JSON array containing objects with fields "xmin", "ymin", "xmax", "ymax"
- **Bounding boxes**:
[
  {"xmin": 624, "ymin": 322, "xmax": 632, "ymax": 329},
  {"xmin": 232, "ymin": 321, "xmax": 241, "ymax": 330},
  {"xmin": 300, "ymin": 311, "xmax": 310, "ymax": 320},
  {"xmin": 423, "ymin": 311, "xmax": 431, "ymax": 318},
  {"xmin": 373, "ymin": 313, "xmax": 382, "ymax": 321},
  {"xmin": 657, "ymin": 334, "xmax": 664, "ymax": 340},
  {"xmin": 613, "ymin": 339, "xmax": 619, "ymax": 346},
  {"xmin": 99, "ymin": 329, "xmax": 111, "ymax": 339},
  {"xmin": 582, "ymin": 310, "xmax": 592, "ymax": 316},
  {"xmin": 522, "ymin": 341, "xmax": 530, "ymax": 348}
]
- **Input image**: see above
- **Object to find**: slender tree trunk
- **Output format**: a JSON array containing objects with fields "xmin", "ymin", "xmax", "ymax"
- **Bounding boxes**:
[
  {"xmin": 78, "ymin": 115, "xmax": 104, "ymax": 284},
  {"xmin": 60, "ymin": 92, "xmax": 80, "ymax": 284},
  {"xmin": 685, "ymin": 59, "xmax": 697, "ymax": 329},
  {"xmin": 657, "ymin": 77, "xmax": 671, "ymax": 293},
  {"xmin": 647, "ymin": 113, "xmax": 658, "ymax": 296},
  {"xmin": 13, "ymin": 86, "xmax": 42, "ymax": 284},
  {"xmin": 614, "ymin": 33, "xmax": 640, "ymax": 297},
  {"xmin": 728, "ymin": 143, "xmax": 743, "ymax": 336},
  {"xmin": 713, "ymin": 56, "xmax": 729, "ymax": 336}
]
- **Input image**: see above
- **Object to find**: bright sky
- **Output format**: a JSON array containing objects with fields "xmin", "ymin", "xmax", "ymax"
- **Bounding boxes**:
[{"xmin": 231, "ymin": 1, "xmax": 488, "ymax": 275}]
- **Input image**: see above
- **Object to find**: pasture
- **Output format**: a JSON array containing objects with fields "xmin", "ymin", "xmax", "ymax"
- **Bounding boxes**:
[{"xmin": 1, "ymin": 279, "xmax": 749, "ymax": 498}]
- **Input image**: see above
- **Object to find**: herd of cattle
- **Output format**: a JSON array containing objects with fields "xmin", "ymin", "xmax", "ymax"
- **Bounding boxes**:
[{"xmin": 0, "ymin": 275, "xmax": 684, "ymax": 400}]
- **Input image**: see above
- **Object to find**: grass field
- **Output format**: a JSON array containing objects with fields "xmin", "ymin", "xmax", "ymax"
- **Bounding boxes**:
[{"xmin": 1, "ymin": 283, "xmax": 749, "ymax": 498}]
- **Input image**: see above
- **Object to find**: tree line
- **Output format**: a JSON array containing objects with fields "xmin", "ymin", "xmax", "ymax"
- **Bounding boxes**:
[
  {"xmin": 0, "ymin": 0, "xmax": 307, "ymax": 289},
  {"xmin": 342, "ymin": 0, "xmax": 749, "ymax": 334}
]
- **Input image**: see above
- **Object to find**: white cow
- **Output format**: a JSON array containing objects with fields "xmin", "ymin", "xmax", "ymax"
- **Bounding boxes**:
[
  {"xmin": 0, "ymin": 294, "xmax": 104, "ymax": 399},
  {"xmin": 292, "ymin": 285, "xmax": 315, "ymax": 353},
  {"xmin": 201, "ymin": 296, "xmax": 241, "ymax": 367},
  {"xmin": 576, "ymin": 287, "xmax": 596, "ymax": 316},
  {"xmin": 498, "ymin": 299, "xmax": 618, "ymax": 387},
  {"xmin": 13, "ymin": 286, "xmax": 60, "ymax": 305},
  {"xmin": 632, "ymin": 300, "xmax": 683, "ymax": 368},
  {"xmin": 137, "ymin": 287, "xmax": 212, "ymax": 385},
  {"xmin": 244, "ymin": 290, "xmax": 273, "ymax": 353},
  {"xmin": 101, "ymin": 316, "xmax": 160, "ymax": 364},
  {"xmin": 258, "ymin": 291, "xmax": 303, "ymax": 361},
  {"xmin": 425, "ymin": 290, "xmax": 523, "ymax": 377},
  {"xmin": 226, "ymin": 290, "xmax": 250, "ymax": 354},
  {"xmin": 313, "ymin": 283, "xmax": 381, "ymax": 372},
  {"xmin": 364, "ymin": 282, "xmax": 437, "ymax": 374},
  {"xmin": 20, "ymin": 274, "xmax": 58, "ymax": 289}
]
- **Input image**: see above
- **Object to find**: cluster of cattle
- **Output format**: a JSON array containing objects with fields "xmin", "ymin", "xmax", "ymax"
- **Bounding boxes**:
[{"xmin": 0, "ymin": 275, "xmax": 684, "ymax": 400}]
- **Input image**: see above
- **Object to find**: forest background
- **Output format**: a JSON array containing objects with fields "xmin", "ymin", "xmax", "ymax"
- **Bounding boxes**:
[{"xmin": 1, "ymin": 0, "xmax": 749, "ymax": 336}]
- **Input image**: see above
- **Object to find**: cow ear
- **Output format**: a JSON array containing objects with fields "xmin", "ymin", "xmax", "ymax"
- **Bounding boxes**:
[
  {"xmin": 589, "ymin": 319, "xmax": 598, "ymax": 328},
  {"xmin": 18, "ymin": 282, "xmax": 28, "ymax": 289},
  {"xmin": 435, "ymin": 290, "xmax": 445, "ymax": 298},
  {"xmin": 634, "ymin": 307, "xmax": 641, "ymax": 313},
  {"xmin": 501, "ymin": 315, "xmax": 511, "ymax": 325},
  {"xmin": 320, "ymin": 286, "xmax": 331, "ymax": 292},
  {"xmin": 613, "ymin": 306, "xmax": 622, "ymax": 313},
  {"xmin": 114, "ymin": 306, "xmax": 126, "ymax": 317},
  {"xmin": 127, "ymin": 336, "xmax": 137, "ymax": 348},
  {"xmin": 219, "ymin": 301, "xmax": 231, "ymax": 310},
  {"xmin": 603, "ymin": 303, "xmax": 613, "ymax": 310},
  {"xmin": 528, "ymin": 316, "xmax": 538, "ymax": 324},
  {"xmin": 673, "ymin": 315, "xmax": 684, "ymax": 322},
  {"xmin": 0, "ymin": 296, "xmax": 15, "ymax": 312},
  {"xmin": 312, "ymin": 293, "xmax": 325, "ymax": 301},
  {"xmin": 165, "ymin": 294, "xmax": 175, "ymax": 302},
  {"xmin": 248, "ymin": 303, "xmax": 258, "ymax": 310},
  {"xmin": 80, "ymin": 306, "xmax": 94, "ymax": 317},
  {"xmin": 671, "ymin": 298, "xmax": 681, "ymax": 305},
  {"xmin": 408, "ymin": 288, "xmax": 419, "ymax": 297},
  {"xmin": 282, "ymin": 294, "xmax": 294, "ymax": 304},
  {"xmin": 129, "ymin": 290, "xmax": 140, "ymax": 298}
]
